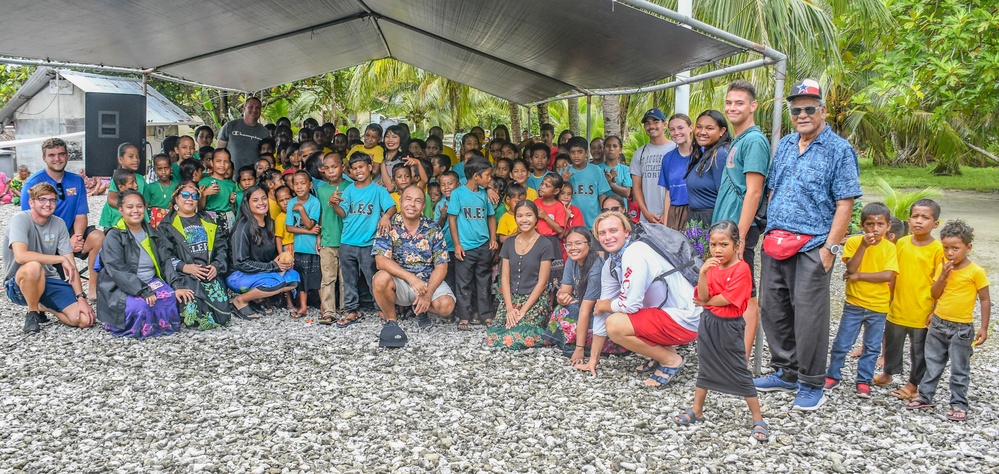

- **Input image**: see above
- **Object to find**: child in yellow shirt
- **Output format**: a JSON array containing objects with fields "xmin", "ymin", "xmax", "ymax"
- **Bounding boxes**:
[
  {"xmin": 875, "ymin": 199, "xmax": 943, "ymax": 399},
  {"xmin": 497, "ymin": 183, "xmax": 527, "ymax": 244},
  {"xmin": 824, "ymin": 203, "xmax": 898, "ymax": 398},
  {"xmin": 273, "ymin": 185, "xmax": 295, "ymax": 309},
  {"xmin": 906, "ymin": 220, "xmax": 990, "ymax": 421}
]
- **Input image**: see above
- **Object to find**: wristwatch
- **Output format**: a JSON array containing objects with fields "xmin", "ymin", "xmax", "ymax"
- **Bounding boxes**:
[
  {"xmin": 76, "ymin": 292, "xmax": 88, "ymax": 300},
  {"xmin": 824, "ymin": 244, "xmax": 843, "ymax": 256}
]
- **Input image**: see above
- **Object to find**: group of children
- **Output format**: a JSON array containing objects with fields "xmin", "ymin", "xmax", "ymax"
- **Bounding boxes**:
[{"xmin": 822, "ymin": 199, "xmax": 990, "ymax": 421}]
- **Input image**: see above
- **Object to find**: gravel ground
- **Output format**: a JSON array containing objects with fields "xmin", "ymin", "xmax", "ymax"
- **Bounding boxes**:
[{"xmin": 1, "ymin": 195, "xmax": 997, "ymax": 473}]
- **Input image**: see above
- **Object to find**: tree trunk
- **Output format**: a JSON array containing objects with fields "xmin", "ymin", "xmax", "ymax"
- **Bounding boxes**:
[
  {"xmin": 603, "ymin": 95, "xmax": 621, "ymax": 138},
  {"xmin": 508, "ymin": 101, "xmax": 521, "ymax": 141},
  {"xmin": 538, "ymin": 103, "xmax": 550, "ymax": 126},
  {"xmin": 568, "ymin": 96, "xmax": 580, "ymax": 135},
  {"xmin": 618, "ymin": 95, "xmax": 631, "ymax": 142}
]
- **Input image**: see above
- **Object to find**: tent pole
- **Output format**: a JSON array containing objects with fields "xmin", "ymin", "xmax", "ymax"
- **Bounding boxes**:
[{"xmin": 585, "ymin": 95, "xmax": 592, "ymax": 142}]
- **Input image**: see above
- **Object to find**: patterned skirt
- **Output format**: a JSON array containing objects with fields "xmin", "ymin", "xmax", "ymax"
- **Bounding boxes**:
[
  {"xmin": 180, "ymin": 277, "xmax": 234, "ymax": 330},
  {"xmin": 485, "ymin": 292, "xmax": 552, "ymax": 350},
  {"xmin": 103, "ymin": 278, "xmax": 180, "ymax": 340},
  {"xmin": 545, "ymin": 303, "xmax": 629, "ymax": 356}
]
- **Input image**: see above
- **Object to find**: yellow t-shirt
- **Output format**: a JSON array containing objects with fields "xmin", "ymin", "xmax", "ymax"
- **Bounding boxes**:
[
  {"xmin": 497, "ymin": 213, "xmax": 518, "ymax": 236},
  {"xmin": 843, "ymin": 235, "xmax": 899, "ymax": 313},
  {"xmin": 269, "ymin": 199, "xmax": 281, "ymax": 220},
  {"xmin": 274, "ymin": 211, "xmax": 295, "ymax": 247},
  {"xmin": 347, "ymin": 144, "xmax": 386, "ymax": 164},
  {"xmin": 443, "ymin": 146, "xmax": 459, "ymax": 166},
  {"xmin": 888, "ymin": 236, "xmax": 944, "ymax": 328},
  {"xmin": 933, "ymin": 261, "xmax": 989, "ymax": 324},
  {"xmin": 511, "ymin": 187, "xmax": 539, "ymax": 201}
]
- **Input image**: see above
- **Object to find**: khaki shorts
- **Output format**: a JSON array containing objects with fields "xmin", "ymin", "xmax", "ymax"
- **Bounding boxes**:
[{"xmin": 393, "ymin": 276, "xmax": 455, "ymax": 307}]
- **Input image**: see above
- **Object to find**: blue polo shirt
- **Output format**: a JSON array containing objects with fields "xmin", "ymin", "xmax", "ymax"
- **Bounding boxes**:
[
  {"xmin": 20, "ymin": 170, "xmax": 88, "ymax": 232},
  {"xmin": 766, "ymin": 125, "xmax": 862, "ymax": 252}
]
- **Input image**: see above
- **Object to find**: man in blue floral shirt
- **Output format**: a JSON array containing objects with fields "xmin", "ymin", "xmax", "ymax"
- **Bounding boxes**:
[
  {"xmin": 373, "ymin": 185, "xmax": 455, "ymax": 340},
  {"xmin": 754, "ymin": 79, "xmax": 862, "ymax": 411}
]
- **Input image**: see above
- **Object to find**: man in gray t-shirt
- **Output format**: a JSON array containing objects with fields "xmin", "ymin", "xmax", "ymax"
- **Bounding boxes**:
[
  {"xmin": 4, "ymin": 183, "xmax": 95, "ymax": 333},
  {"xmin": 218, "ymin": 97, "xmax": 269, "ymax": 171},
  {"xmin": 629, "ymin": 108, "xmax": 677, "ymax": 223}
]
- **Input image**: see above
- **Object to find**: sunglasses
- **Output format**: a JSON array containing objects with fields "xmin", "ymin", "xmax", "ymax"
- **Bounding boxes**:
[
  {"xmin": 603, "ymin": 206, "xmax": 623, "ymax": 213},
  {"xmin": 180, "ymin": 191, "xmax": 200, "ymax": 200},
  {"xmin": 790, "ymin": 106, "xmax": 820, "ymax": 116},
  {"xmin": 55, "ymin": 182, "xmax": 65, "ymax": 200}
]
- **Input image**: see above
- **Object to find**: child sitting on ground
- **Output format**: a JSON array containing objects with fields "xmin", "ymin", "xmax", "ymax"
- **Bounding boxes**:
[
  {"xmin": 824, "ymin": 203, "xmax": 898, "ymax": 398},
  {"xmin": 905, "ymin": 220, "xmax": 990, "ymax": 421},
  {"xmin": 874, "ymin": 199, "xmax": 943, "ymax": 399},
  {"xmin": 675, "ymin": 221, "xmax": 769, "ymax": 443}
]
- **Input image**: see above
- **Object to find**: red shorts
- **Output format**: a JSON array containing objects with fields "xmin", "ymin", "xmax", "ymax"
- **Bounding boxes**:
[{"xmin": 628, "ymin": 308, "xmax": 697, "ymax": 347}]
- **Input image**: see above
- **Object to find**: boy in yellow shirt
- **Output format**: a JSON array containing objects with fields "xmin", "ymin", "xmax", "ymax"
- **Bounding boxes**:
[
  {"xmin": 874, "ymin": 199, "xmax": 943, "ymax": 399},
  {"xmin": 824, "ymin": 203, "xmax": 898, "ymax": 398},
  {"xmin": 905, "ymin": 220, "xmax": 990, "ymax": 421},
  {"xmin": 346, "ymin": 123, "xmax": 385, "ymax": 169}
]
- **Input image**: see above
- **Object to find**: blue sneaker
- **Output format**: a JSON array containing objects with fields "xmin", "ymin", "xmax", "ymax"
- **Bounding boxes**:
[
  {"xmin": 754, "ymin": 370, "xmax": 798, "ymax": 392},
  {"xmin": 792, "ymin": 384, "xmax": 828, "ymax": 411}
]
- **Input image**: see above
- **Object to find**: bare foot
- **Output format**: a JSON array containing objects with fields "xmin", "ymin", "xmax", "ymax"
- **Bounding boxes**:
[
  {"xmin": 872, "ymin": 373, "xmax": 892, "ymax": 387},
  {"xmin": 848, "ymin": 347, "xmax": 862, "ymax": 358}
]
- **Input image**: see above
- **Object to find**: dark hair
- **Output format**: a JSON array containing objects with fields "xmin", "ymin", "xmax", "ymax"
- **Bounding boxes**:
[
  {"xmin": 428, "ymin": 126, "xmax": 444, "ymax": 138},
  {"xmin": 177, "ymin": 135, "xmax": 196, "ymax": 148},
  {"xmin": 274, "ymin": 185, "xmax": 292, "ymax": 199},
  {"xmin": 687, "ymin": 110, "xmax": 731, "ymax": 177},
  {"xmin": 364, "ymin": 123, "xmax": 383, "ymax": 137},
  {"xmin": 152, "ymin": 153, "xmax": 171, "ymax": 167},
  {"xmin": 276, "ymin": 117, "xmax": 292, "ymax": 128},
  {"xmin": 461, "ymin": 133, "xmax": 480, "ymax": 151},
  {"xmin": 464, "ymin": 155, "xmax": 491, "ymax": 180},
  {"xmin": 566, "ymin": 136, "xmax": 588, "ymax": 152},
  {"xmin": 506, "ymin": 182, "xmax": 527, "ymax": 200},
  {"xmin": 495, "ymin": 157, "xmax": 513, "ymax": 172},
  {"xmin": 558, "ymin": 130, "xmax": 575, "ymax": 144},
  {"xmin": 260, "ymin": 168, "xmax": 282, "ymax": 189},
  {"xmin": 727, "ymin": 80, "xmax": 757, "ymax": 101},
  {"xmin": 555, "ymin": 153, "xmax": 571, "ymax": 167},
  {"xmin": 212, "ymin": 147, "xmax": 232, "ymax": 161},
  {"xmin": 426, "ymin": 135, "xmax": 443, "ymax": 149},
  {"xmin": 265, "ymin": 123, "xmax": 276, "ymax": 132},
  {"xmin": 510, "ymin": 158, "xmax": 530, "ymax": 173},
  {"xmin": 889, "ymin": 217, "xmax": 906, "ymax": 238},
  {"xmin": 116, "ymin": 189, "xmax": 145, "ymax": 210},
  {"xmin": 566, "ymin": 226, "xmax": 599, "ymax": 299},
  {"xmin": 385, "ymin": 124, "xmax": 410, "ymax": 152},
  {"xmin": 940, "ymin": 219, "xmax": 974, "ymax": 245},
  {"xmin": 346, "ymin": 126, "xmax": 360, "ymax": 136},
  {"xmin": 236, "ymin": 185, "xmax": 275, "ymax": 246},
  {"xmin": 501, "ymin": 142, "xmax": 518, "ymax": 156},
  {"xmin": 178, "ymin": 158, "xmax": 204, "ymax": 182},
  {"xmin": 198, "ymin": 146, "xmax": 214, "ymax": 158},
  {"xmin": 427, "ymin": 181, "xmax": 441, "ymax": 196},
  {"xmin": 194, "ymin": 125, "xmax": 215, "ymax": 140},
  {"xmin": 602, "ymin": 194, "xmax": 627, "ymax": 210},
  {"xmin": 303, "ymin": 117, "xmax": 320, "ymax": 129},
  {"xmin": 304, "ymin": 151, "xmax": 325, "ymax": 180},
  {"xmin": 258, "ymin": 137, "xmax": 275, "ymax": 153},
  {"xmin": 415, "ymin": 158, "xmax": 433, "ymax": 182},
  {"xmin": 540, "ymin": 123, "xmax": 555, "ymax": 134},
  {"xmin": 541, "ymin": 172, "xmax": 564, "ymax": 191},
  {"xmin": 112, "ymin": 168, "xmax": 135, "ymax": 189},
  {"xmin": 493, "ymin": 124, "xmax": 510, "ymax": 141},
  {"xmin": 410, "ymin": 138, "xmax": 426, "ymax": 153},
  {"xmin": 170, "ymin": 180, "xmax": 200, "ymax": 206},
  {"xmin": 439, "ymin": 171, "xmax": 460, "ymax": 184},
  {"xmin": 490, "ymin": 175, "xmax": 508, "ymax": 199},
  {"xmin": 528, "ymin": 142, "xmax": 550, "ymax": 159},
  {"xmin": 348, "ymin": 150, "xmax": 372, "ymax": 166},
  {"xmin": 430, "ymin": 154, "xmax": 451, "ymax": 173},
  {"xmin": 861, "ymin": 202, "xmax": 892, "ymax": 223},
  {"xmin": 347, "ymin": 138, "xmax": 364, "ymax": 148},
  {"xmin": 708, "ymin": 220, "xmax": 741, "ymax": 244},
  {"xmin": 292, "ymin": 169, "xmax": 312, "ymax": 185},
  {"xmin": 392, "ymin": 164, "xmax": 412, "ymax": 179},
  {"xmin": 237, "ymin": 165, "xmax": 257, "ymax": 182},
  {"xmin": 162, "ymin": 136, "xmax": 179, "ymax": 155},
  {"xmin": 513, "ymin": 199, "xmax": 539, "ymax": 219},
  {"xmin": 117, "ymin": 142, "xmax": 138, "ymax": 157},
  {"xmin": 910, "ymin": 198, "xmax": 941, "ymax": 220}
]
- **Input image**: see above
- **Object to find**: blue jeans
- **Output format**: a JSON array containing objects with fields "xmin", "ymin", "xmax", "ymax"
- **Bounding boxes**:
[
  {"xmin": 340, "ymin": 244, "xmax": 379, "ymax": 313},
  {"xmin": 918, "ymin": 316, "xmax": 974, "ymax": 409},
  {"xmin": 826, "ymin": 303, "xmax": 886, "ymax": 384}
]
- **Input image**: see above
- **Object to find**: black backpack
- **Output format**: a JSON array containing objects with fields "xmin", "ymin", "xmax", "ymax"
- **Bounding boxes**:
[{"xmin": 629, "ymin": 222, "xmax": 703, "ymax": 287}]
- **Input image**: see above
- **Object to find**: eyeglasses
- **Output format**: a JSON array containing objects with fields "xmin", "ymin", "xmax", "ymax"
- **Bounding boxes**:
[
  {"xmin": 34, "ymin": 197, "xmax": 58, "ymax": 205},
  {"xmin": 789, "ymin": 106, "xmax": 820, "ymax": 116},
  {"xmin": 603, "ymin": 206, "xmax": 623, "ymax": 213},
  {"xmin": 180, "ymin": 191, "xmax": 200, "ymax": 200},
  {"xmin": 564, "ymin": 240, "xmax": 588, "ymax": 249}
]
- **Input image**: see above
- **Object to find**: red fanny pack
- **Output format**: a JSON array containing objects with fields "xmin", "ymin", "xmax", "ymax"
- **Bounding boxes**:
[{"xmin": 763, "ymin": 230, "xmax": 814, "ymax": 260}]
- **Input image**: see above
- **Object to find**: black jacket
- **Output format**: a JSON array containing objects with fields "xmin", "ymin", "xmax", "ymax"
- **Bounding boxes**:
[
  {"xmin": 157, "ymin": 211, "xmax": 229, "ymax": 289},
  {"xmin": 96, "ymin": 221, "xmax": 178, "ymax": 328}
]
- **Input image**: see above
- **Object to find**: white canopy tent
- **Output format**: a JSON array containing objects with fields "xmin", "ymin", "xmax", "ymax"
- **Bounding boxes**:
[{"xmin": 0, "ymin": 0, "xmax": 785, "ymax": 372}]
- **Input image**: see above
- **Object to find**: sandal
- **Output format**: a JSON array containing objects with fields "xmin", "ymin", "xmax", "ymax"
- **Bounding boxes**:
[
  {"xmin": 751, "ymin": 420, "xmax": 770, "ymax": 443},
  {"xmin": 457, "ymin": 320, "xmax": 473, "ymax": 331},
  {"xmin": 946, "ymin": 406, "xmax": 967, "ymax": 421},
  {"xmin": 904, "ymin": 398, "xmax": 935, "ymax": 410},
  {"xmin": 890, "ymin": 386, "xmax": 917, "ymax": 400},
  {"xmin": 336, "ymin": 311, "xmax": 362, "ymax": 328},
  {"xmin": 234, "ymin": 303, "xmax": 261, "ymax": 320},
  {"xmin": 318, "ymin": 313, "xmax": 336, "ymax": 325},
  {"xmin": 290, "ymin": 309, "xmax": 307, "ymax": 319},
  {"xmin": 646, "ymin": 355, "xmax": 686, "ymax": 387},
  {"xmin": 481, "ymin": 318, "xmax": 494, "ymax": 326},
  {"xmin": 673, "ymin": 408, "xmax": 704, "ymax": 426},
  {"xmin": 635, "ymin": 359, "xmax": 657, "ymax": 373}
]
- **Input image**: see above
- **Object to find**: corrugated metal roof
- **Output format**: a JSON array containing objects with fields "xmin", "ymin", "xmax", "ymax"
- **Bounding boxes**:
[{"xmin": 0, "ymin": 68, "xmax": 199, "ymax": 126}]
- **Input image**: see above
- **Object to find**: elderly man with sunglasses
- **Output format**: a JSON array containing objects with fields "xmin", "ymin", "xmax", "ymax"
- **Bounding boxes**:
[
  {"xmin": 5, "ymin": 183, "xmax": 96, "ymax": 333},
  {"xmin": 753, "ymin": 79, "xmax": 862, "ymax": 411},
  {"xmin": 20, "ymin": 138, "xmax": 105, "ymax": 300}
]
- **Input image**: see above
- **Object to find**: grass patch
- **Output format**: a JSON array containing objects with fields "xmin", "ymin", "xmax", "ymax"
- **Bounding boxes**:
[{"xmin": 859, "ymin": 157, "xmax": 999, "ymax": 193}]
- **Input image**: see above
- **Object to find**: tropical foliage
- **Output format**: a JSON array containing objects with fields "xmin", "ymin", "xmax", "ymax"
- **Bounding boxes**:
[{"xmin": 874, "ymin": 178, "xmax": 942, "ymax": 221}]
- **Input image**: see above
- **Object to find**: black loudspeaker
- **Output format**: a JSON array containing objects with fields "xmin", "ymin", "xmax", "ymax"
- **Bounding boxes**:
[{"xmin": 85, "ymin": 92, "xmax": 146, "ymax": 177}]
